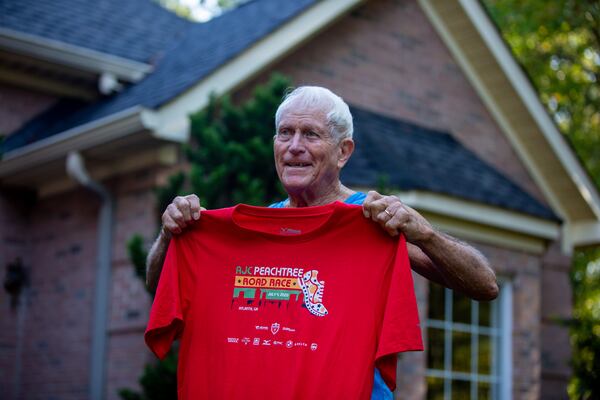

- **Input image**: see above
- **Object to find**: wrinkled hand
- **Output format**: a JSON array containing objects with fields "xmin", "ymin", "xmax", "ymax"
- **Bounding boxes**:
[
  {"xmin": 362, "ymin": 190, "xmax": 434, "ymax": 244},
  {"xmin": 161, "ymin": 194, "xmax": 205, "ymax": 238}
]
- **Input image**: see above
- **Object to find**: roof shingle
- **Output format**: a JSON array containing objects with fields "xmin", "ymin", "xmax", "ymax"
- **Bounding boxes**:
[
  {"xmin": 1, "ymin": 0, "xmax": 192, "ymax": 63},
  {"xmin": 343, "ymin": 106, "xmax": 558, "ymax": 220}
]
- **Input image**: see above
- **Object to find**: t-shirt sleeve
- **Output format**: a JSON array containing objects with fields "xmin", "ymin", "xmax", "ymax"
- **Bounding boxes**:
[
  {"xmin": 375, "ymin": 234, "xmax": 424, "ymax": 390},
  {"xmin": 144, "ymin": 239, "xmax": 187, "ymax": 359}
]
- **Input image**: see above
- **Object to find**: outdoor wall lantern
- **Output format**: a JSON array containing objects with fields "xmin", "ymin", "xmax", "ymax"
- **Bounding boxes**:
[{"xmin": 3, "ymin": 257, "xmax": 28, "ymax": 308}]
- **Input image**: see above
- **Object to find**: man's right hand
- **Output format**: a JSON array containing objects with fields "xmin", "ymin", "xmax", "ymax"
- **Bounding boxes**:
[
  {"xmin": 147, "ymin": 194, "xmax": 205, "ymax": 291},
  {"xmin": 161, "ymin": 194, "xmax": 205, "ymax": 238}
]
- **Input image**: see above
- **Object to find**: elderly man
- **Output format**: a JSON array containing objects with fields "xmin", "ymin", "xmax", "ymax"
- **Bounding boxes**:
[{"xmin": 146, "ymin": 86, "xmax": 498, "ymax": 399}]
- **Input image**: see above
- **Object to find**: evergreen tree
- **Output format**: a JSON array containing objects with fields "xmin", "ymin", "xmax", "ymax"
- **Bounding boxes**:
[{"xmin": 185, "ymin": 74, "xmax": 288, "ymax": 208}]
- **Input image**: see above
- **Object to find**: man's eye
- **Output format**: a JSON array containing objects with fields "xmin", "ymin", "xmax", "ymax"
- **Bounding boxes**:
[
  {"xmin": 305, "ymin": 131, "xmax": 319, "ymax": 138},
  {"xmin": 277, "ymin": 130, "xmax": 292, "ymax": 139}
]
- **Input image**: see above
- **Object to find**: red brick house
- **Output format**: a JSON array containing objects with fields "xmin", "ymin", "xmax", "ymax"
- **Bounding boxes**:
[{"xmin": 1, "ymin": 0, "xmax": 599, "ymax": 399}]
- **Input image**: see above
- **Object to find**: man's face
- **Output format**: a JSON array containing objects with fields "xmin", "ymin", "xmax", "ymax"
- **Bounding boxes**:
[{"xmin": 274, "ymin": 106, "xmax": 350, "ymax": 195}]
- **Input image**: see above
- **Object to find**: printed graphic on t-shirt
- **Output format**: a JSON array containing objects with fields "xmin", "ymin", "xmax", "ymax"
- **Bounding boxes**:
[
  {"xmin": 232, "ymin": 265, "xmax": 327, "ymax": 317},
  {"xmin": 298, "ymin": 270, "xmax": 328, "ymax": 317}
]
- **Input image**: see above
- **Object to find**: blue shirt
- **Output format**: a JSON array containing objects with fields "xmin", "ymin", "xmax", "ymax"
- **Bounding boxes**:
[{"xmin": 269, "ymin": 191, "xmax": 393, "ymax": 400}]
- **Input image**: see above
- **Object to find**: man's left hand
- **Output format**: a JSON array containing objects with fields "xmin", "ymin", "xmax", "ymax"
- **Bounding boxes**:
[{"xmin": 362, "ymin": 190, "xmax": 433, "ymax": 244}]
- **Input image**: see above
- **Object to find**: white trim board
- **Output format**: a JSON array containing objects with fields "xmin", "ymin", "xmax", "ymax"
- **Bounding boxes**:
[
  {"xmin": 422, "ymin": 213, "xmax": 548, "ymax": 254},
  {"xmin": 458, "ymin": 0, "xmax": 600, "ymax": 220},
  {"xmin": 417, "ymin": 0, "xmax": 567, "ymax": 222},
  {"xmin": 352, "ymin": 188, "xmax": 558, "ymax": 254},
  {"xmin": 399, "ymin": 191, "xmax": 559, "ymax": 240},
  {"xmin": 401, "ymin": 191, "xmax": 556, "ymax": 254},
  {"xmin": 564, "ymin": 220, "xmax": 600, "ymax": 251},
  {"xmin": 358, "ymin": 188, "xmax": 600, "ymax": 255},
  {"xmin": 0, "ymin": 107, "xmax": 187, "ymax": 179},
  {"xmin": 0, "ymin": 28, "xmax": 152, "ymax": 82},
  {"xmin": 418, "ymin": 0, "xmax": 600, "ymax": 225}
]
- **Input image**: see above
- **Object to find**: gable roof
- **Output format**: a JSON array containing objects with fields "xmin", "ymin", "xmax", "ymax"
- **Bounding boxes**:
[
  {"xmin": 343, "ymin": 106, "xmax": 557, "ymax": 221},
  {"xmin": 2, "ymin": 0, "xmax": 318, "ymax": 152},
  {"xmin": 0, "ymin": 0, "xmax": 597, "ymax": 250},
  {"xmin": 0, "ymin": 0, "xmax": 191, "ymax": 64},
  {"xmin": 417, "ymin": 0, "xmax": 600, "ymax": 250}
]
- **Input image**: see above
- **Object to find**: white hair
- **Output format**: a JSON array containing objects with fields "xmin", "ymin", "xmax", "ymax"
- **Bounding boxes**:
[{"xmin": 275, "ymin": 86, "xmax": 353, "ymax": 140}]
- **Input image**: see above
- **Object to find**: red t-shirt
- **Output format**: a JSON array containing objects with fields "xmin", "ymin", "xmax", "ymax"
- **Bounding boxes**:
[{"xmin": 145, "ymin": 202, "xmax": 423, "ymax": 399}]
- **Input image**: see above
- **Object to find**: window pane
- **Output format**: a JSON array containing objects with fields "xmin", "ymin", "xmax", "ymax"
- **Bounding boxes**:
[
  {"xmin": 452, "ymin": 292, "xmax": 471, "ymax": 324},
  {"xmin": 451, "ymin": 379, "xmax": 470, "ymax": 398},
  {"xmin": 427, "ymin": 283, "xmax": 505, "ymax": 400},
  {"xmin": 478, "ymin": 334, "xmax": 492, "ymax": 375},
  {"xmin": 426, "ymin": 376, "xmax": 445, "ymax": 400},
  {"xmin": 452, "ymin": 331, "xmax": 471, "ymax": 373},
  {"xmin": 427, "ymin": 327, "xmax": 445, "ymax": 370},
  {"xmin": 478, "ymin": 382, "xmax": 491, "ymax": 400},
  {"xmin": 429, "ymin": 283, "xmax": 445, "ymax": 320},
  {"xmin": 479, "ymin": 300, "xmax": 491, "ymax": 327}
]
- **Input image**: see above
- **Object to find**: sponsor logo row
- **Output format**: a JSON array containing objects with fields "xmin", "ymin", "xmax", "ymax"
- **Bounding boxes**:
[{"xmin": 227, "ymin": 337, "xmax": 317, "ymax": 351}]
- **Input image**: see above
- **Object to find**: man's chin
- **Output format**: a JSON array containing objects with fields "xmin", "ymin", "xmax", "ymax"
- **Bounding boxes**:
[{"xmin": 281, "ymin": 178, "xmax": 312, "ymax": 193}]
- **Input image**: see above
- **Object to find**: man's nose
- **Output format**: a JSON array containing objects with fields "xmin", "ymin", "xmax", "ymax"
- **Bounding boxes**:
[{"xmin": 288, "ymin": 132, "xmax": 305, "ymax": 153}]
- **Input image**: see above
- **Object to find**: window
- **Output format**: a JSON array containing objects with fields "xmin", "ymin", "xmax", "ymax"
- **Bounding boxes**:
[{"xmin": 425, "ymin": 282, "xmax": 512, "ymax": 400}]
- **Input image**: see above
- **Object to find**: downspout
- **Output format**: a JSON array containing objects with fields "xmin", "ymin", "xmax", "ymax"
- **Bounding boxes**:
[{"xmin": 66, "ymin": 151, "xmax": 114, "ymax": 400}]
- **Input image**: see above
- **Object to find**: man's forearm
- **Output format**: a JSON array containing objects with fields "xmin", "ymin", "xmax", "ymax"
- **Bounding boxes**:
[
  {"xmin": 146, "ymin": 230, "xmax": 171, "ymax": 292},
  {"xmin": 415, "ymin": 230, "xmax": 498, "ymax": 301}
]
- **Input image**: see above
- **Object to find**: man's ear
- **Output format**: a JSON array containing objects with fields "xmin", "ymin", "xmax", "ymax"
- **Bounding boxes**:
[{"xmin": 337, "ymin": 138, "xmax": 355, "ymax": 169}]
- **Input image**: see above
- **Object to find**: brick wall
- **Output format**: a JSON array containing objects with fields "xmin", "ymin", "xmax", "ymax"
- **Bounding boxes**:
[
  {"xmin": 396, "ymin": 273, "xmax": 428, "ymax": 399},
  {"xmin": 540, "ymin": 240, "xmax": 572, "ymax": 400},
  {"xmin": 105, "ymin": 169, "xmax": 160, "ymax": 400},
  {"xmin": 0, "ymin": 189, "xmax": 33, "ymax": 399},
  {"xmin": 0, "ymin": 189, "xmax": 33, "ymax": 278},
  {"xmin": 8, "ymin": 189, "xmax": 100, "ymax": 400},
  {"xmin": 0, "ymin": 166, "xmax": 162, "ymax": 399},
  {"xmin": 0, "ymin": 83, "xmax": 57, "ymax": 136}
]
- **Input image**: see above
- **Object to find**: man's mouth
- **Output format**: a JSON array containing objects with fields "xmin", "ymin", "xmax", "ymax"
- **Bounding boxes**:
[{"xmin": 285, "ymin": 162, "xmax": 312, "ymax": 167}]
